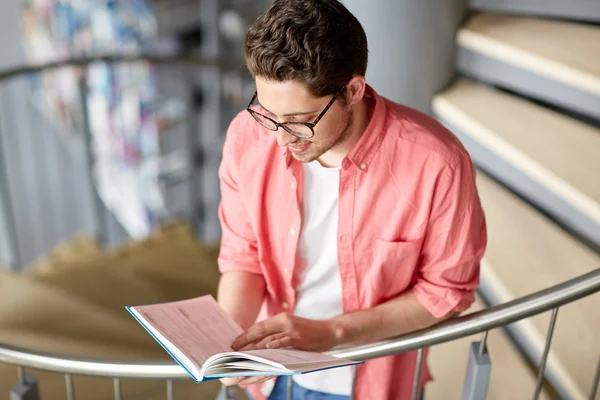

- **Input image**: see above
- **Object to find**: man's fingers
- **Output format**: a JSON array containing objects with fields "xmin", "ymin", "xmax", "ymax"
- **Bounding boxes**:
[
  {"xmin": 220, "ymin": 377, "xmax": 244, "ymax": 386},
  {"xmin": 221, "ymin": 375, "xmax": 275, "ymax": 387},
  {"xmin": 249, "ymin": 332, "xmax": 288, "ymax": 351},
  {"xmin": 236, "ymin": 376, "xmax": 276, "ymax": 387},
  {"xmin": 232, "ymin": 318, "xmax": 283, "ymax": 350},
  {"xmin": 266, "ymin": 335, "xmax": 293, "ymax": 349}
]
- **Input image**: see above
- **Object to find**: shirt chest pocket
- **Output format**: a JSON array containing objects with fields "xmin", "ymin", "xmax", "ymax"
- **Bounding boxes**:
[{"xmin": 374, "ymin": 237, "xmax": 424, "ymax": 299}]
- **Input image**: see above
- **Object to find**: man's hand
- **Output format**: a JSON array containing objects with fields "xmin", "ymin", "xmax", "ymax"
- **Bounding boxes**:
[
  {"xmin": 232, "ymin": 313, "xmax": 342, "ymax": 352},
  {"xmin": 220, "ymin": 314, "xmax": 341, "ymax": 387},
  {"xmin": 220, "ymin": 376, "xmax": 275, "ymax": 388}
]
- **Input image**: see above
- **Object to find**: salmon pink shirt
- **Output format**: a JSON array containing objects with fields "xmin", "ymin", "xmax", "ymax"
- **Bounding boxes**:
[{"xmin": 217, "ymin": 86, "xmax": 487, "ymax": 400}]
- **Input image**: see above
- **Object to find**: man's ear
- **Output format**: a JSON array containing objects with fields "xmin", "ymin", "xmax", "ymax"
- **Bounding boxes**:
[{"xmin": 345, "ymin": 75, "xmax": 367, "ymax": 106}]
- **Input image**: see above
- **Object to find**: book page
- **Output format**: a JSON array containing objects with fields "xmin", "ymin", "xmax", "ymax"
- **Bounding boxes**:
[
  {"xmin": 244, "ymin": 349, "xmax": 358, "ymax": 371},
  {"xmin": 133, "ymin": 295, "xmax": 243, "ymax": 370}
]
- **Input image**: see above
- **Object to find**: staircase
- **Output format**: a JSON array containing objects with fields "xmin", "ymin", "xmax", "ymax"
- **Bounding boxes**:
[
  {"xmin": 0, "ymin": 223, "xmax": 225, "ymax": 400},
  {"xmin": 1, "ymin": 4, "xmax": 600, "ymax": 400},
  {"xmin": 433, "ymin": 6, "xmax": 600, "ymax": 400}
]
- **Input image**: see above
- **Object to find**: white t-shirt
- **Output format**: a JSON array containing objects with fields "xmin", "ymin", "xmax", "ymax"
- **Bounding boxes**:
[{"xmin": 291, "ymin": 160, "xmax": 353, "ymax": 395}]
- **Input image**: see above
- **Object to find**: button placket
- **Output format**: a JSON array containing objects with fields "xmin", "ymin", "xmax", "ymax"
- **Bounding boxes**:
[{"xmin": 338, "ymin": 167, "xmax": 358, "ymax": 310}]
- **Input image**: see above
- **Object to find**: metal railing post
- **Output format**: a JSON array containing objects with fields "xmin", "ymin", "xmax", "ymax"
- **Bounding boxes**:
[
  {"xmin": 113, "ymin": 378, "xmax": 122, "ymax": 400},
  {"xmin": 462, "ymin": 331, "xmax": 491, "ymax": 400},
  {"xmin": 166, "ymin": 379, "xmax": 174, "ymax": 400},
  {"xmin": 65, "ymin": 373, "xmax": 75, "ymax": 400},
  {"xmin": 411, "ymin": 348, "xmax": 424, "ymax": 400},
  {"xmin": 533, "ymin": 308, "xmax": 559, "ymax": 400},
  {"xmin": 17, "ymin": 366, "xmax": 24, "ymax": 383},
  {"xmin": 588, "ymin": 354, "xmax": 600, "ymax": 400},
  {"xmin": 286, "ymin": 375, "xmax": 293, "ymax": 400},
  {"xmin": 10, "ymin": 374, "xmax": 40, "ymax": 400}
]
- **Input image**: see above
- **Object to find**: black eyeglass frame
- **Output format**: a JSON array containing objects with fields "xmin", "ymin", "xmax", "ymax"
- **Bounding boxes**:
[{"xmin": 245, "ymin": 85, "xmax": 347, "ymax": 139}]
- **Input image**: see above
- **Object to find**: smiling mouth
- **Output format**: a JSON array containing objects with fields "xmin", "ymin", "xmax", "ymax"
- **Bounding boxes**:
[{"xmin": 288, "ymin": 142, "xmax": 311, "ymax": 153}]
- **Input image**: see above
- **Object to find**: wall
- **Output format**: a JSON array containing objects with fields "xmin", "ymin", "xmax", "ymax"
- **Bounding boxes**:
[
  {"xmin": 0, "ymin": 0, "xmax": 29, "ymax": 267},
  {"xmin": 343, "ymin": 0, "xmax": 468, "ymax": 114}
]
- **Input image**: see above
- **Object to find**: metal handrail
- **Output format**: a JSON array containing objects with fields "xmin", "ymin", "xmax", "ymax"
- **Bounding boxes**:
[
  {"xmin": 0, "ymin": 268, "xmax": 597, "ymax": 379},
  {"xmin": 0, "ymin": 52, "xmax": 245, "ymax": 82}
]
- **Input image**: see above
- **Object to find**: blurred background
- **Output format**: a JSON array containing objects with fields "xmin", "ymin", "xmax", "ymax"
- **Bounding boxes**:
[{"xmin": 0, "ymin": 1, "xmax": 598, "ymax": 399}]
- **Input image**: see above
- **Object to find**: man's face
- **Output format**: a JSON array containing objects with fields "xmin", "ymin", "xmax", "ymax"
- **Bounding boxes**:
[{"xmin": 254, "ymin": 77, "xmax": 353, "ymax": 163}]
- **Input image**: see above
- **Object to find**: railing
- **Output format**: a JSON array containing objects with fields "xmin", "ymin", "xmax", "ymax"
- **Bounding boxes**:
[
  {"xmin": 1, "ymin": 55, "xmax": 599, "ymax": 400},
  {"xmin": 0, "ymin": 267, "xmax": 598, "ymax": 400}
]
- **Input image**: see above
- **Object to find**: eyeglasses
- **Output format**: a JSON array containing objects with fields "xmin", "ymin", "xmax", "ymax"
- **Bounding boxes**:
[{"xmin": 246, "ymin": 86, "xmax": 346, "ymax": 139}]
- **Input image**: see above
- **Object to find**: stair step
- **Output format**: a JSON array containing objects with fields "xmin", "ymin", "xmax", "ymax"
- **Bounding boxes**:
[
  {"xmin": 456, "ymin": 13, "xmax": 600, "ymax": 119},
  {"xmin": 0, "ymin": 271, "xmax": 160, "ymax": 352},
  {"xmin": 475, "ymin": 172, "xmax": 600, "ymax": 400},
  {"xmin": 428, "ymin": 296, "xmax": 551, "ymax": 399},
  {"xmin": 470, "ymin": 0, "xmax": 600, "ymax": 23},
  {"xmin": 433, "ymin": 78, "xmax": 600, "ymax": 247}
]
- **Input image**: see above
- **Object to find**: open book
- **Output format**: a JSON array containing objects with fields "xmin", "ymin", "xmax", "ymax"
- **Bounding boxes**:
[{"xmin": 126, "ymin": 295, "xmax": 360, "ymax": 382}]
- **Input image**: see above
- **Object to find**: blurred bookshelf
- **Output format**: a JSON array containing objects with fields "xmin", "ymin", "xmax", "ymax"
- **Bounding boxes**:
[
  {"xmin": 17, "ymin": 0, "xmax": 269, "ymax": 244},
  {"xmin": 20, "ymin": 0, "xmax": 188, "ymax": 239}
]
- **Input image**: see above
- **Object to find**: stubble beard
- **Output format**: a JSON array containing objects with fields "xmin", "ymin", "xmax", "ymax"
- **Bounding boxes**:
[{"xmin": 291, "ymin": 108, "xmax": 354, "ymax": 164}]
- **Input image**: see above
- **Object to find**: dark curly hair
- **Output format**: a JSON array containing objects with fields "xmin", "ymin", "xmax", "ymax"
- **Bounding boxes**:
[{"xmin": 244, "ymin": 0, "xmax": 368, "ymax": 97}]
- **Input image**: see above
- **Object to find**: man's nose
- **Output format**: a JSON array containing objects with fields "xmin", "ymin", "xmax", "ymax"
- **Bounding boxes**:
[{"xmin": 276, "ymin": 128, "xmax": 296, "ymax": 147}]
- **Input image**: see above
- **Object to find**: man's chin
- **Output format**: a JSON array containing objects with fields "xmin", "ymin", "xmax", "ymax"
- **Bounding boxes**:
[{"xmin": 291, "ymin": 152, "xmax": 318, "ymax": 163}]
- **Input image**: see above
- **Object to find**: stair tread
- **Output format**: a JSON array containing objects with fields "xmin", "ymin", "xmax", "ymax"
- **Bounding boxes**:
[
  {"xmin": 458, "ymin": 13, "xmax": 600, "ymax": 95},
  {"xmin": 0, "ymin": 271, "xmax": 160, "ymax": 351},
  {"xmin": 428, "ymin": 296, "xmax": 551, "ymax": 400},
  {"xmin": 470, "ymin": 0, "xmax": 600, "ymax": 23},
  {"xmin": 433, "ymin": 78, "xmax": 600, "ymax": 224},
  {"xmin": 475, "ymin": 172, "xmax": 600, "ymax": 400}
]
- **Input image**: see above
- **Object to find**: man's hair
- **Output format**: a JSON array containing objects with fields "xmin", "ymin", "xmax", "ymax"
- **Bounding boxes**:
[{"xmin": 244, "ymin": 0, "xmax": 368, "ymax": 98}]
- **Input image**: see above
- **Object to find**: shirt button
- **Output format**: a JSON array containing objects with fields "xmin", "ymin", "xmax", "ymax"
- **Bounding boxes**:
[
  {"xmin": 290, "ymin": 228, "xmax": 297, "ymax": 236},
  {"xmin": 360, "ymin": 163, "xmax": 367, "ymax": 171},
  {"xmin": 291, "ymin": 182, "xmax": 296, "ymax": 190},
  {"xmin": 283, "ymin": 267, "xmax": 289, "ymax": 275},
  {"xmin": 340, "ymin": 235, "xmax": 349, "ymax": 243},
  {"xmin": 282, "ymin": 302, "xmax": 289, "ymax": 310}
]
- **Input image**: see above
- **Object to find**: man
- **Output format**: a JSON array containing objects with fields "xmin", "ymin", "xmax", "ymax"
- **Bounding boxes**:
[{"xmin": 216, "ymin": 1, "xmax": 487, "ymax": 399}]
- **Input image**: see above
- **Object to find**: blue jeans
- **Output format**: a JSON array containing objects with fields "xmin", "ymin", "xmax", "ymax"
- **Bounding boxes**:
[
  {"xmin": 247, "ymin": 376, "xmax": 425, "ymax": 400},
  {"xmin": 245, "ymin": 376, "xmax": 349, "ymax": 400}
]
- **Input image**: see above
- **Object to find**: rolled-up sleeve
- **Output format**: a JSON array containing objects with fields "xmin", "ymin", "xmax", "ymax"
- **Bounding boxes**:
[
  {"xmin": 217, "ymin": 117, "xmax": 262, "ymax": 275},
  {"xmin": 413, "ymin": 153, "xmax": 487, "ymax": 319}
]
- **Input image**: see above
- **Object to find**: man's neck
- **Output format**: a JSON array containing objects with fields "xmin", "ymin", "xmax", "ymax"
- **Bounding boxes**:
[{"xmin": 318, "ymin": 95, "xmax": 375, "ymax": 168}]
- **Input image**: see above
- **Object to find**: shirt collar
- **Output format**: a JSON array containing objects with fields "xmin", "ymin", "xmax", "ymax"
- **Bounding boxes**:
[{"xmin": 344, "ymin": 84, "xmax": 386, "ymax": 173}]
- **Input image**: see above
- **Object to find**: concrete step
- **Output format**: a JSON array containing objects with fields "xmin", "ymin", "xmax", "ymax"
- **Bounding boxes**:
[
  {"xmin": 456, "ymin": 13, "xmax": 600, "ymax": 120},
  {"xmin": 475, "ymin": 172, "xmax": 600, "ymax": 400},
  {"xmin": 433, "ymin": 78, "xmax": 600, "ymax": 248},
  {"xmin": 469, "ymin": 0, "xmax": 600, "ymax": 23}
]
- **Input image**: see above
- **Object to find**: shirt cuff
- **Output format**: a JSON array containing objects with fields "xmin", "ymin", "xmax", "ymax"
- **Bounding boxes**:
[
  {"xmin": 413, "ymin": 282, "xmax": 475, "ymax": 319},
  {"xmin": 218, "ymin": 257, "xmax": 262, "ymax": 275}
]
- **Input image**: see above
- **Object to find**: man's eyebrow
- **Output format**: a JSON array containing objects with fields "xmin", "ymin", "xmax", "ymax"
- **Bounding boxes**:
[{"xmin": 257, "ymin": 101, "xmax": 318, "ymax": 117}]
